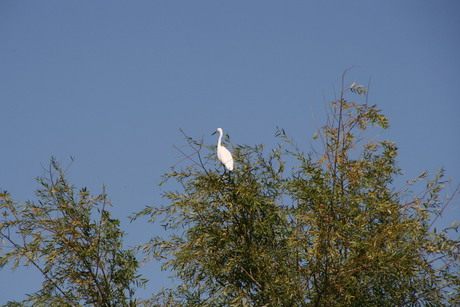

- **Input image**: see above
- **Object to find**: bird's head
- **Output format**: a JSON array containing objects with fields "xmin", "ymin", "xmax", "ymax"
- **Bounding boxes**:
[{"xmin": 212, "ymin": 128, "xmax": 223, "ymax": 135}]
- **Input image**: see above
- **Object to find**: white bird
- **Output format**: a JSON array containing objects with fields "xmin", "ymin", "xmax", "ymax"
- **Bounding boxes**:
[{"xmin": 212, "ymin": 128, "xmax": 234, "ymax": 171}]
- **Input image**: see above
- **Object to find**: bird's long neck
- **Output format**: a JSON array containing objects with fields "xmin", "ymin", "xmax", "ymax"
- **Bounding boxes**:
[{"xmin": 217, "ymin": 131, "xmax": 223, "ymax": 147}]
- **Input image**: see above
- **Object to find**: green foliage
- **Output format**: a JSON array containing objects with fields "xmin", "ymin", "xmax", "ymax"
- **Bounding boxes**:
[
  {"xmin": 135, "ymin": 79, "xmax": 459, "ymax": 306},
  {"xmin": 1, "ymin": 76, "xmax": 458, "ymax": 306},
  {"xmin": 136, "ymin": 143, "xmax": 300, "ymax": 306},
  {"xmin": 0, "ymin": 158, "xmax": 145, "ymax": 306}
]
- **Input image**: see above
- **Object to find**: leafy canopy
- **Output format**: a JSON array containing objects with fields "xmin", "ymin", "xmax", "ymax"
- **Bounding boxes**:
[
  {"xmin": 0, "ymin": 159, "xmax": 145, "ymax": 306},
  {"xmin": 1, "ymin": 75, "xmax": 458, "ymax": 306},
  {"xmin": 135, "ymin": 77, "xmax": 459, "ymax": 306}
]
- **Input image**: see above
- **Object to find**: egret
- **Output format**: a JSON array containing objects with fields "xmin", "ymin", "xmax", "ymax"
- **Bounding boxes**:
[{"xmin": 212, "ymin": 128, "xmax": 234, "ymax": 171}]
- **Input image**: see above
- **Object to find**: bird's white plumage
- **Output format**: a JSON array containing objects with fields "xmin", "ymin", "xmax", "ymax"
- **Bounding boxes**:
[{"xmin": 213, "ymin": 128, "xmax": 234, "ymax": 171}]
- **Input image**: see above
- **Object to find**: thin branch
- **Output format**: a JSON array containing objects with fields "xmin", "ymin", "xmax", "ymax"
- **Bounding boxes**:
[
  {"xmin": 428, "ymin": 183, "xmax": 460, "ymax": 230},
  {"xmin": 94, "ymin": 189, "xmax": 109, "ymax": 305},
  {"xmin": 180, "ymin": 129, "xmax": 212, "ymax": 176},
  {"xmin": 0, "ymin": 231, "xmax": 70, "ymax": 300}
]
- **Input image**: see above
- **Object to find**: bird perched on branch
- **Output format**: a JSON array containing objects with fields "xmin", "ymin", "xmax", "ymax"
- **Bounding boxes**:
[{"xmin": 212, "ymin": 128, "xmax": 234, "ymax": 171}]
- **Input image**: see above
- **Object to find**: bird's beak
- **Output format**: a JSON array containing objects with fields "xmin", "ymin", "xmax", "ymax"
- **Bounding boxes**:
[{"xmin": 211, "ymin": 130, "xmax": 217, "ymax": 135}]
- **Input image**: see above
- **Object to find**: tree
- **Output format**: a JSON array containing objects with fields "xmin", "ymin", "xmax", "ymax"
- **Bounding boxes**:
[
  {"xmin": 134, "ymin": 75, "xmax": 459, "ymax": 306},
  {"xmin": 0, "ymin": 159, "xmax": 145, "ymax": 306}
]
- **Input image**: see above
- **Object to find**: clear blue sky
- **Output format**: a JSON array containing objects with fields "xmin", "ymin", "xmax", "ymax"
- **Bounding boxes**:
[{"xmin": 1, "ymin": 1, "xmax": 459, "ymax": 303}]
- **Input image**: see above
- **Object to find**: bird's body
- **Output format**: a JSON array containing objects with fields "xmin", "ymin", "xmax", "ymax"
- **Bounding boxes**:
[{"xmin": 212, "ymin": 128, "xmax": 234, "ymax": 171}]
